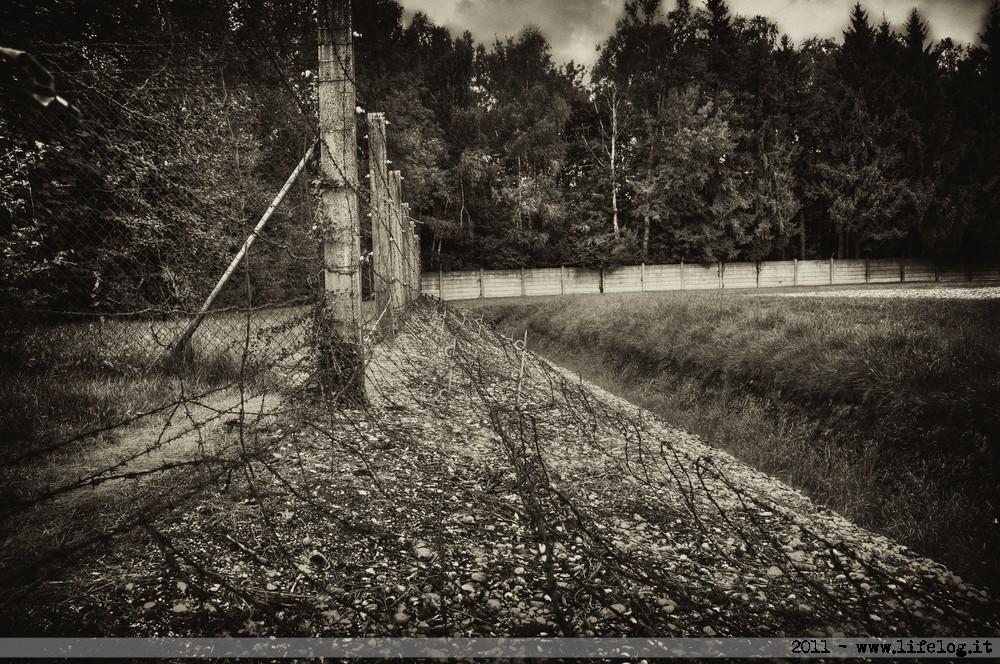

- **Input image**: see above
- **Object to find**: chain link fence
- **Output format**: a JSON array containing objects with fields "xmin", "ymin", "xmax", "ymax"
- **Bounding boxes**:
[{"xmin": 1, "ymin": 41, "xmax": 320, "ymax": 379}]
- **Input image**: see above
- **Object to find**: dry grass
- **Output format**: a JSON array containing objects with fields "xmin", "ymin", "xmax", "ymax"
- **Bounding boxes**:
[{"xmin": 471, "ymin": 289, "xmax": 1000, "ymax": 589}]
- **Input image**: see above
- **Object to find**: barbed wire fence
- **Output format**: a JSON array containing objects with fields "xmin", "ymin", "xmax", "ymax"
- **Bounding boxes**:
[
  {"xmin": 0, "ymin": 1, "xmax": 430, "ymax": 628},
  {"xmin": 1, "ymin": 1, "xmax": 996, "ymax": 642}
]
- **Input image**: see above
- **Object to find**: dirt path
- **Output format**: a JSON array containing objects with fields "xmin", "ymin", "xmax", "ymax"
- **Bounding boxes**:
[{"xmin": 0, "ymin": 387, "xmax": 283, "ymax": 583}]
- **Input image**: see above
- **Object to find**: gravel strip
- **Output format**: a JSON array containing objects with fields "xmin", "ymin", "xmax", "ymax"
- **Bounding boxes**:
[
  {"xmin": 427, "ymin": 307, "xmax": 999, "ymax": 637},
  {"xmin": 771, "ymin": 286, "xmax": 1000, "ymax": 299}
]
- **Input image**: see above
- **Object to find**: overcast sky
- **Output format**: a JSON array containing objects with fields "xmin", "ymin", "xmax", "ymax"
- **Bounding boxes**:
[{"xmin": 397, "ymin": 0, "xmax": 993, "ymax": 68}]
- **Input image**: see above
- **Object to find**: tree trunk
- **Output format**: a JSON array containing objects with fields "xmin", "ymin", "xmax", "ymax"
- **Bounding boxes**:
[
  {"xmin": 611, "ymin": 178, "xmax": 619, "ymax": 238},
  {"xmin": 799, "ymin": 213, "xmax": 806, "ymax": 260},
  {"xmin": 610, "ymin": 98, "xmax": 619, "ymax": 237},
  {"xmin": 516, "ymin": 156, "xmax": 523, "ymax": 230},
  {"xmin": 642, "ymin": 215, "xmax": 651, "ymax": 260}
]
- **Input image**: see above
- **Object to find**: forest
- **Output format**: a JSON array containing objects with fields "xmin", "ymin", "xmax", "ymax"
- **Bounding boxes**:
[
  {"xmin": 367, "ymin": 0, "xmax": 1000, "ymax": 269},
  {"xmin": 2, "ymin": 0, "xmax": 999, "ymax": 289}
]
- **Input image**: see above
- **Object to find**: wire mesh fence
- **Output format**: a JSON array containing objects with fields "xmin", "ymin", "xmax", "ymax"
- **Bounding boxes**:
[{"xmin": 1, "ymin": 41, "xmax": 323, "ymax": 376}]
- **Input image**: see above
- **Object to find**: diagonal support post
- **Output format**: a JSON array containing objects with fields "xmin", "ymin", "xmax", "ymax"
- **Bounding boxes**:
[{"xmin": 171, "ymin": 141, "xmax": 317, "ymax": 360}]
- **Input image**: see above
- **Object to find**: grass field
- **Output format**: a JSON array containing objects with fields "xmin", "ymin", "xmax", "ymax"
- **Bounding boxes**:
[{"xmin": 468, "ymin": 288, "xmax": 1000, "ymax": 589}]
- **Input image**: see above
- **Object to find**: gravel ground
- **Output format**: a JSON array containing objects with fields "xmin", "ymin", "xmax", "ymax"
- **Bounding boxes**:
[
  {"xmin": 3, "ymin": 302, "xmax": 997, "ymax": 640},
  {"xmin": 772, "ymin": 286, "xmax": 1000, "ymax": 299}
]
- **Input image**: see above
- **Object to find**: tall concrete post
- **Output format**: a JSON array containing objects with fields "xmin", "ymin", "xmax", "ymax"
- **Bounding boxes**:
[
  {"xmin": 317, "ymin": 0, "xmax": 365, "ymax": 404},
  {"xmin": 388, "ymin": 170, "xmax": 405, "ymax": 310},
  {"xmin": 403, "ymin": 203, "xmax": 420, "ymax": 301},
  {"xmin": 366, "ymin": 112, "xmax": 393, "ymax": 332}
]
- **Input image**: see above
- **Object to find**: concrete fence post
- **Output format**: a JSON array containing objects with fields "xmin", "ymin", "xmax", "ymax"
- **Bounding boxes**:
[
  {"xmin": 388, "ymin": 171, "xmax": 405, "ymax": 309},
  {"xmin": 317, "ymin": 0, "xmax": 365, "ymax": 404},
  {"xmin": 864, "ymin": 258, "xmax": 870, "ymax": 284},
  {"xmin": 640, "ymin": 262, "xmax": 645, "ymax": 292},
  {"xmin": 401, "ymin": 202, "xmax": 413, "ymax": 303},
  {"xmin": 935, "ymin": 261, "xmax": 940, "ymax": 282},
  {"xmin": 479, "ymin": 268, "xmax": 485, "ymax": 299},
  {"xmin": 560, "ymin": 266, "xmax": 565, "ymax": 295},
  {"xmin": 520, "ymin": 267, "xmax": 526, "ymax": 297},
  {"xmin": 412, "ymin": 231, "xmax": 420, "ymax": 296},
  {"xmin": 680, "ymin": 261, "xmax": 685, "ymax": 290},
  {"xmin": 366, "ymin": 113, "xmax": 393, "ymax": 332},
  {"xmin": 412, "ymin": 227, "xmax": 421, "ymax": 298},
  {"xmin": 718, "ymin": 261, "xmax": 724, "ymax": 289},
  {"xmin": 793, "ymin": 258, "xmax": 799, "ymax": 286},
  {"xmin": 438, "ymin": 268, "xmax": 444, "ymax": 301},
  {"xmin": 900, "ymin": 258, "xmax": 906, "ymax": 283},
  {"xmin": 829, "ymin": 257, "xmax": 834, "ymax": 285}
]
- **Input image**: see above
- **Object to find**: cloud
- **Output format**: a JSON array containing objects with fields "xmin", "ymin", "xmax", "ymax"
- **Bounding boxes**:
[
  {"xmin": 400, "ymin": 0, "xmax": 625, "ymax": 66},
  {"xmin": 398, "ymin": 0, "xmax": 993, "ymax": 68}
]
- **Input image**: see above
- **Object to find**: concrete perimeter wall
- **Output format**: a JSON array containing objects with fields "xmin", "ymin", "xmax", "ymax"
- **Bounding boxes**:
[{"xmin": 422, "ymin": 258, "xmax": 999, "ymax": 301}]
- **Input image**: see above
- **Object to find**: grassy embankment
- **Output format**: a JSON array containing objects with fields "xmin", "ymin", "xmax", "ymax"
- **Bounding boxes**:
[{"xmin": 470, "ymin": 290, "xmax": 1000, "ymax": 590}]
